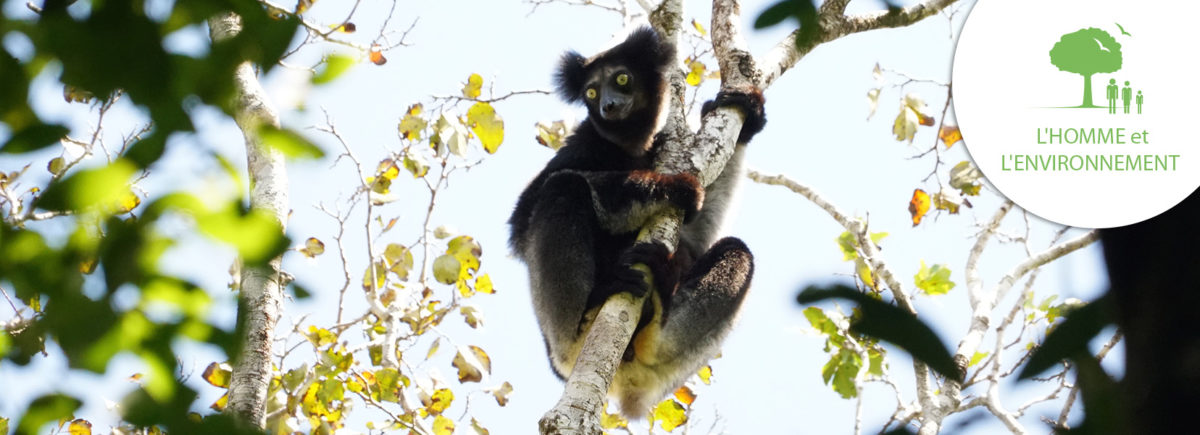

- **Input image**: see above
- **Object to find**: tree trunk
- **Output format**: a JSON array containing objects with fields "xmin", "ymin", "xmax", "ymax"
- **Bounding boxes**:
[
  {"xmin": 208, "ymin": 11, "xmax": 289, "ymax": 429},
  {"xmin": 1081, "ymin": 73, "xmax": 1095, "ymax": 107}
]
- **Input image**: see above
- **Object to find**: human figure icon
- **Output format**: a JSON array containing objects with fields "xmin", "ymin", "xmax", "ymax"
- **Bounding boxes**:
[
  {"xmin": 1136, "ymin": 90, "xmax": 1143, "ymax": 114},
  {"xmin": 1122, "ymin": 80, "xmax": 1133, "ymax": 114},
  {"xmin": 1106, "ymin": 78, "xmax": 1119, "ymax": 114}
]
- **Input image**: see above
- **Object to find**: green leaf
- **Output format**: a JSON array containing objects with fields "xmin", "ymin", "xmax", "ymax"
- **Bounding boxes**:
[
  {"xmin": 259, "ymin": 126, "xmax": 325, "ymax": 159},
  {"xmin": 798, "ymin": 284, "xmax": 961, "ymax": 382},
  {"xmin": 913, "ymin": 261, "xmax": 956, "ymax": 295},
  {"xmin": 433, "ymin": 254, "xmax": 461, "ymax": 285},
  {"xmin": 1018, "ymin": 295, "xmax": 1113, "ymax": 380},
  {"xmin": 313, "ymin": 54, "xmax": 355, "ymax": 85},
  {"xmin": 754, "ymin": 0, "xmax": 799, "ymax": 29},
  {"xmin": 17, "ymin": 394, "xmax": 81, "ymax": 435},
  {"xmin": 0, "ymin": 123, "xmax": 69, "ymax": 153}
]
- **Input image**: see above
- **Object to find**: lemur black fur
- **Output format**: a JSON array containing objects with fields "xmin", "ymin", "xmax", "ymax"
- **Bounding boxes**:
[{"xmin": 508, "ymin": 27, "xmax": 766, "ymax": 418}]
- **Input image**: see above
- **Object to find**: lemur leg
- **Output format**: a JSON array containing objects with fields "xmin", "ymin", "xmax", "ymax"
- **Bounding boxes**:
[
  {"xmin": 525, "ymin": 172, "xmax": 604, "ymax": 377},
  {"xmin": 634, "ymin": 237, "xmax": 753, "ymax": 369},
  {"xmin": 612, "ymin": 237, "xmax": 752, "ymax": 417}
]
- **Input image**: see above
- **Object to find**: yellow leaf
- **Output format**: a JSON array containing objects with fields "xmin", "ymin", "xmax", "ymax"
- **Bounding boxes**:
[
  {"xmin": 210, "ymin": 393, "xmax": 229, "ymax": 412},
  {"xmin": 427, "ymin": 388, "xmax": 454, "ymax": 415},
  {"xmin": 475, "ymin": 274, "xmax": 494, "ymax": 294},
  {"xmin": 467, "ymin": 102, "xmax": 504, "ymax": 154},
  {"xmin": 67, "ymin": 418, "xmax": 92, "ymax": 435},
  {"xmin": 295, "ymin": 0, "xmax": 312, "ymax": 14},
  {"xmin": 855, "ymin": 257, "xmax": 876, "ymax": 289},
  {"xmin": 426, "ymin": 338, "xmax": 441, "ymax": 360},
  {"xmin": 202, "ymin": 362, "xmax": 233, "ymax": 388},
  {"xmin": 384, "ymin": 243, "xmax": 414, "ymax": 280},
  {"xmin": 398, "ymin": 104, "xmax": 427, "ymax": 141},
  {"xmin": 403, "ymin": 153, "xmax": 429, "ymax": 178},
  {"xmin": 697, "ymin": 365, "xmax": 713, "ymax": 385},
  {"xmin": 600, "ymin": 407, "xmax": 628, "ymax": 429},
  {"xmin": 362, "ymin": 260, "xmax": 386, "ymax": 290},
  {"xmin": 462, "ymin": 73, "xmax": 483, "ymax": 99},
  {"xmin": 299, "ymin": 237, "xmax": 325, "ymax": 258},
  {"xmin": 432, "ymin": 415, "xmax": 455, "ymax": 435},
  {"xmin": 376, "ymin": 158, "xmax": 400, "ymax": 180},
  {"xmin": 652, "ymin": 399, "xmax": 687, "ymax": 431},
  {"xmin": 908, "ymin": 189, "xmax": 931, "ymax": 227},
  {"xmin": 685, "ymin": 60, "xmax": 706, "ymax": 86},
  {"xmin": 691, "ymin": 19, "xmax": 707, "ymax": 36},
  {"xmin": 939, "ymin": 124, "xmax": 962, "ymax": 148}
]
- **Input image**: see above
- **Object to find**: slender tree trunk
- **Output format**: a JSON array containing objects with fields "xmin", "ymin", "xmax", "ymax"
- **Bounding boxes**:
[
  {"xmin": 209, "ymin": 11, "xmax": 289, "ymax": 429},
  {"xmin": 1082, "ymin": 73, "xmax": 1095, "ymax": 107}
]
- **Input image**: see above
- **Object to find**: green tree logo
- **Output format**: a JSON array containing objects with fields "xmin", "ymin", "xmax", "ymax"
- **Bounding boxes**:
[{"xmin": 1049, "ymin": 28, "xmax": 1123, "ymax": 108}]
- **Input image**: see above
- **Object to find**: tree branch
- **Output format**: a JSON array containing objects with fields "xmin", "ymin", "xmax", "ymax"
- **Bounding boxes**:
[{"xmin": 210, "ymin": 12, "xmax": 290, "ymax": 429}]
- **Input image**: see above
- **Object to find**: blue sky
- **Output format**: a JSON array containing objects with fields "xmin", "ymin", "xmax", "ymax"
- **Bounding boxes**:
[{"xmin": 0, "ymin": 0, "xmax": 1115, "ymax": 433}]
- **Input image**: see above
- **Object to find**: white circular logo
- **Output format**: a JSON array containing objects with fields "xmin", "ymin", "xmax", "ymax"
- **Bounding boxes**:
[{"xmin": 953, "ymin": 0, "xmax": 1200, "ymax": 228}]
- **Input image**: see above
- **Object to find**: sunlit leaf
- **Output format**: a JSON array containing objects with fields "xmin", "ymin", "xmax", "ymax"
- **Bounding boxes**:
[
  {"xmin": 600, "ymin": 408, "xmax": 628, "ymax": 429},
  {"xmin": 202, "ymin": 362, "xmax": 233, "ymax": 388},
  {"xmin": 855, "ymin": 257, "xmax": 876, "ymax": 289},
  {"xmin": 949, "ymin": 161, "xmax": 982, "ymax": 196},
  {"xmin": 432, "ymin": 113, "xmax": 469, "ymax": 157},
  {"xmin": 368, "ymin": 43, "xmax": 387, "ymax": 65},
  {"xmin": 475, "ymin": 274, "xmax": 494, "ymax": 294},
  {"xmin": 691, "ymin": 19, "xmax": 707, "ymax": 36},
  {"xmin": 67, "ymin": 418, "xmax": 92, "ymax": 435},
  {"xmin": 487, "ymin": 381, "xmax": 512, "ymax": 406},
  {"xmin": 697, "ymin": 365, "xmax": 713, "ymax": 385},
  {"xmin": 467, "ymin": 102, "xmax": 504, "ymax": 154},
  {"xmin": 453, "ymin": 345, "xmax": 491, "ymax": 383},
  {"xmin": 403, "ymin": 153, "xmax": 429, "ymax": 178},
  {"xmin": 535, "ymin": 120, "xmax": 570, "ymax": 151},
  {"xmin": 913, "ymin": 260, "xmax": 956, "ymax": 296},
  {"xmin": 932, "ymin": 188, "xmax": 971, "ymax": 214},
  {"xmin": 427, "ymin": 388, "xmax": 454, "ymax": 415},
  {"xmin": 686, "ymin": 60, "xmax": 706, "ymax": 86},
  {"xmin": 673, "ymin": 386, "xmax": 696, "ymax": 406},
  {"xmin": 299, "ymin": 237, "xmax": 325, "ymax": 258},
  {"xmin": 938, "ymin": 124, "xmax": 962, "ymax": 148},
  {"xmin": 462, "ymin": 73, "xmax": 483, "ymax": 99},
  {"xmin": 259, "ymin": 126, "xmax": 324, "ymax": 159},
  {"xmin": 908, "ymin": 188, "xmax": 931, "ymax": 226},
  {"xmin": 432, "ymin": 254, "xmax": 460, "ymax": 285},
  {"xmin": 652, "ymin": 399, "xmax": 687, "ymax": 431},
  {"xmin": 305, "ymin": 325, "xmax": 337, "ymax": 348},
  {"xmin": 798, "ymin": 285, "xmax": 961, "ymax": 382},
  {"xmin": 461, "ymin": 305, "xmax": 483, "ymax": 328},
  {"xmin": 432, "ymin": 415, "xmax": 454, "ymax": 435},
  {"xmin": 313, "ymin": 54, "xmax": 355, "ymax": 85},
  {"xmin": 969, "ymin": 351, "xmax": 989, "ymax": 367},
  {"xmin": 398, "ymin": 104, "xmax": 427, "ymax": 141},
  {"xmin": 426, "ymin": 337, "xmax": 441, "ymax": 360}
]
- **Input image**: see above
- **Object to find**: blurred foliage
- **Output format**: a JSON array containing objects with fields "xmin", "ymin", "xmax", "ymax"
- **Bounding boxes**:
[{"xmin": 0, "ymin": 0, "xmax": 299, "ymax": 432}]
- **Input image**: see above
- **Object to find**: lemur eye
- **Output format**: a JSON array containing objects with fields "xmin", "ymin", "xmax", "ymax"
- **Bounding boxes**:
[
  {"xmin": 615, "ymin": 73, "xmax": 629, "ymax": 86},
  {"xmin": 585, "ymin": 88, "xmax": 598, "ymax": 100}
]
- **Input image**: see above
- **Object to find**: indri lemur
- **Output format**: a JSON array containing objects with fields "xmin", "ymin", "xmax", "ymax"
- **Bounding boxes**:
[{"xmin": 509, "ymin": 27, "xmax": 766, "ymax": 417}]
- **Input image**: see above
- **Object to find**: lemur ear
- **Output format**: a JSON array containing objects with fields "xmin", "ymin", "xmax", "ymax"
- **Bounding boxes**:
[
  {"xmin": 622, "ymin": 26, "xmax": 675, "ymax": 72},
  {"xmin": 555, "ymin": 51, "xmax": 588, "ymax": 103}
]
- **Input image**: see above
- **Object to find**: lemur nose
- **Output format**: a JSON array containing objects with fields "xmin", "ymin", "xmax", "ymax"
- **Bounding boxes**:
[{"xmin": 603, "ymin": 102, "xmax": 616, "ymax": 113}]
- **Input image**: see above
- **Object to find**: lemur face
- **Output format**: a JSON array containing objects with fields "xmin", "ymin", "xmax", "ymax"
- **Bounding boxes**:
[{"xmin": 582, "ymin": 66, "xmax": 644, "ymax": 122}]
